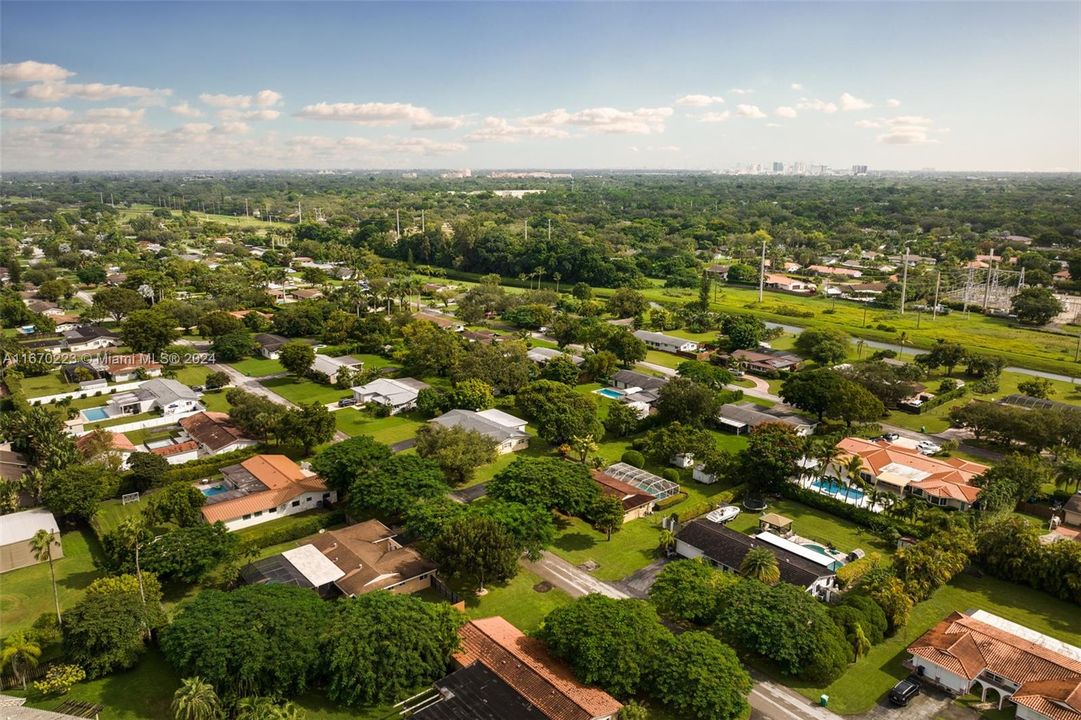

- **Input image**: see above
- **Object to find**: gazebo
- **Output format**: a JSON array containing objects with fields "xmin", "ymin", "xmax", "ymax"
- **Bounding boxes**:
[{"xmin": 758, "ymin": 513, "xmax": 793, "ymax": 537}]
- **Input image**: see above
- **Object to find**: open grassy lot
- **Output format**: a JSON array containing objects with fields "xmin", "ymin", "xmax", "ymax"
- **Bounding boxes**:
[
  {"xmin": 19, "ymin": 372, "xmax": 73, "ymax": 397},
  {"xmin": 228, "ymin": 356, "xmax": 284, "ymax": 377},
  {"xmin": 260, "ymin": 377, "xmax": 351, "ymax": 406},
  {"xmin": 172, "ymin": 365, "xmax": 216, "ymax": 387},
  {"xmin": 0, "ymin": 527, "xmax": 104, "ymax": 636},
  {"xmin": 462, "ymin": 569, "xmax": 574, "ymax": 633},
  {"xmin": 352, "ymin": 353, "xmax": 397, "ymax": 371},
  {"xmin": 119, "ymin": 204, "xmax": 293, "ymax": 230},
  {"xmin": 123, "ymin": 426, "xmax": 178, "ymax": 446},
  {"xmin": 332, "ymin": 410, "xmax": 424, "ymax": 445},
  {"xmin": 551, "ymin": 514, "xmax": 667, "ymax": 581},
  {"xmin": 200, "ymin": 390, "xmax": 232, "ymax": 413},
  {"xmin": 92, "ymin": 498, "xmax": 147, "ymax": 537},
  {"xmin": 787, "ymin": 572, "xmax": 1081, "ymax": 714}
]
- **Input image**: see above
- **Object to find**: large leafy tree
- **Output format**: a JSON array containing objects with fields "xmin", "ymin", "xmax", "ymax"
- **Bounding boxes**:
[
  {"xmin": 0, "ymin": 405, "xmax": 78, "ymax": 475},
  {"xmin": 350, "ymin": 454, "xmax": 449, "ymax": 518},
  {"xmin": 676, "ymin": 360, "xmax": 733, "ymax": 390},
  {"xmin": 654, "ymin": 377, "xmax": 722, "ymax": 425},
  {"xmin": 64, "ymin": 573, "xmax": 167, "ymax": 678},
  {"xmin": 279, "ymin": 402, "xmax": 336, "ymax": 454},
  {"xmin": 650, "ymin": 559, "xmax": 735, "ymax": 625},
  {"xmin": 794, "ymin": 327, "xmax": 850, "ymax": 365},
  {"xmin": 42, "ymin": 463, "xmax": 113, "ymax": 522},
  {"xmin": 780, "ymin": 369, "xmax": 845, "ymax": 421},
  {"xmin": 161, "ymin": 584, "xmax": 329, "ymax": 698},
  {"xmin": 311, "ymin": 435, "xmax": 392, "ymax": 496},
  {"xmin": 539, "ymin": 595, "xmax": 671, "ymax": 698},
  {"xmin": 488, "ymin": 457, "xmax": 600, "ymax": 517},
  {"xmin": 454, "ymin": 339, "xmax": 533, "ymax": 394},
  {"xmin": 120, "ymin": 309, "xmax": 181, "ymax": 355},
  {"xmin": 1011, "ymin": 286, "xmax": 1063, "ymax": 325},
  {"xmin": 606, "ymin": 287, "xmax": 647, "ymax": 318},
  {"xmin": 128, "ymin": 451, "xmax": 170, "ymax": 491},
  {"xmin": 415, "ymin": 424, "xmax": 498, "ymax": 485},
  {"xmin": 515, "ymin": 380, "xmax": 602, "ymax": 445},
  {"xmin": 635, "ymin": 421, "xmax": 716, "ymax": 465},
  {"xmin": 278, "ymin": 341, "xmax": 315, "ymax": 378},
  {"xmin": 325, "ymin": 591, "xmax": 463, "ymax": 706},
  {"xmin": 426, "ymin": 514, "xmax": 521, "ymax": 591},
  {"xmin": 650, "ymin": 632, "xmax": 751, "ymax": 720},
  {"xmin": 721, "ymin": 315, "xmax": 765, "ymax": 351},
  {"xmin": 93, "ymin": 286, "xmax": 147, "ymax": 321},
  {"xmin": 144, "ymin": 482, "xmax": 206, "ymax": 527},
  {"xmin": 398, "ymin": 320, "xmax": 463, "ymax": 378},
  {"xmin": 741, "ymin": 423, "xmax": 805, "ymax": 493},
  {"xmin": 104, "ymin": 523, "xmax": 237, "ymax": 584},
  {"xmin": 916, "ymin": 340, "xmax": 968, "ymax": 376},
  {"xmin": 470, "ymin": 500, "xmax": 556, "ymax": 560}
]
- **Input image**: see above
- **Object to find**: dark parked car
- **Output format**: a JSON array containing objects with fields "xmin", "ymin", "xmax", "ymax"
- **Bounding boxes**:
[
  {"xmin": 883, "ymin": 432, "xmax": 900, "ymax": 442},
  {"xmin": 888, "ymin": 677, "xmax": 921, "ymax": 706},
  {"xmin": 337, "ymin": 397, "xmax": 356, "ymax": 407}
]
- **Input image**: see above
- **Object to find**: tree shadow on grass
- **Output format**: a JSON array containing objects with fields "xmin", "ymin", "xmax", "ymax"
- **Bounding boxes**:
[
  {"xmin": 57, "ymin": 568, "xmax": 100, "ymax": 591},
  {"xmin": 554, "ymin": 532, "xmax": 596, "ymax": 553}
]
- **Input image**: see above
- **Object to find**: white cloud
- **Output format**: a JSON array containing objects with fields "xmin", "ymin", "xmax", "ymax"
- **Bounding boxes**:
[
  {"xmin": 730, "ymin": 88, "xmax": 753, "ymax": 95},
  {"xmin": 0, "ymin": 61, "xmax": 74, "ymax": 83},
  {"xmin": 464, "ymin": 117, "xmax": 570, "ymax": 143},
  {"xmin": 175, "ymin": 123, "xmax": 214, "ymax": 135},
  {"xmin": 254, "ymin": 89, "xmax": 283, "ymax": 107},
  {"xmin": 219, "ymin": 108, "xmax": 281, "ymax": 122},
  {"xmin": 886, "ymin": 98, "xmax": 902, "ymax": 108},
  {"xmin": 389, "ymin": 137, "xmax": 467, "ymax": 155},
  {"xmin": 875, "ymin": 115, "xmax": 939, "ymax": 145},
  {"xmin": 735, "ymin": 104, "xmax": 766, "ymax": 119},
  {"xmin": 170, "ymin": 102, "xmax": 202, "ymax": 118},
  {"xmin": 294, "ymin": 101, "xmax": 464, "ymax": 130},
  {"xmin": 0, "ymin": 107, "xmax": 72, "ymax": 122},
  {"xmin": 45, "ymin": 122, "xmax": 135, "ymax": 137},
  {"xmin": 774, "ymin": 106, "xmax": 798, "ymax": 119},
  {"xmin": 796, "ymin": 97, "xmax": 838, "ymax": 113},
  {"xmin": 790, "ymin": 83, "xmax": 803, "ymax": 91},
  {"xmin": 840, "ymin": 92, "xmax": 873, "ymax": 111},
  {"xmin": 12, "ymin": 82, "xmax": 171, "ymax": 102},
  {"xmin": 892, "ymin": 115, "xmax": 933, "ymax": 126},
  {"xmin": 85, "ymin": 107, "xmax": 145, "ymax": 123},
  {"xmin": 200, "ymin": 93, "xmax": 253, "ymax": 108},
  {"xmin": 855, "ymin": 120, "xmax": 882, "ymax": 129},
  {"xmin": 517, "ymin": 106, "xmax": 673, "ymax": 134},
  {"xmin": 698, "ymin": 111, "xmax": 731, "ymax": 123},
  {"xmin": 216, "ymin": 122, "xmax": 251, "ymax": 135},
  {"xmin": 676, "ymin": 94, "xmax": 724, "ymax": 107}
]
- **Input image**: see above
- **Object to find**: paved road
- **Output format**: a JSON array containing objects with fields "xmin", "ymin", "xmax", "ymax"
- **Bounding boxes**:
[
  {"xmin": 749, "ymin": 674, "xmax": 845, "ymax": 720},
  {"xmin": 522, "ymin": 551, "xmax": 630, "ymax": 599},
  {"xmin": 611, "ymin": 558, "xmax": 668, "ymax": 599}
]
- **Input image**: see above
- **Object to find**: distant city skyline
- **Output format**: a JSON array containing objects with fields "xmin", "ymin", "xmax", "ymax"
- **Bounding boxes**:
[{"xmin": 1, "ymin": 2, "xmax": 1077, "ymax": 172}]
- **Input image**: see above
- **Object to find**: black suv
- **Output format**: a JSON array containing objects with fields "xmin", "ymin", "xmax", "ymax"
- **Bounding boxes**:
[{"xmin": 888, "ymin": 677, "xmax": 921, "ymax": 706}]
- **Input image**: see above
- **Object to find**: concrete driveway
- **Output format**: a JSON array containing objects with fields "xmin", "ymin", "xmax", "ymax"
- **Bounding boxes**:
[
  {"xmin": 522, "ymin": 551, "xmax": 630, "ymax": 599},
  {"xmin": 860, "ymin": 683, "xmax": 978, "ymax": 720}
]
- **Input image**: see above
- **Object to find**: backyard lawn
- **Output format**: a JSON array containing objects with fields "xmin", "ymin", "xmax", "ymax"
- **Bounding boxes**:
[
  {"xmin": 228, "ymin": 356, "xmax": 284, "ymax": 377},
  {"xmin": 260, "ymin": 377, "xmax": 351, "ymax": 406},
  {"xmin": 461, "ymin": 569, "xmax": 574, "ymax": 633},
  {"xmin": 332, "ymin": 410, "xmax": 424, "ymax": 445},
  {"xmin": 19, "ymin": 371, "xmax": 73, "ymax": 397},
  {"xmin": 727, "ymin": 498, "xmax": 895, "ymax": 555},
  {"xmin": 1, "ymin": 527, "xmax": 104, "ymax": 636},
  {"xmin": 550, "ymin": 514, "xmax": 666, "ymax": 581}
]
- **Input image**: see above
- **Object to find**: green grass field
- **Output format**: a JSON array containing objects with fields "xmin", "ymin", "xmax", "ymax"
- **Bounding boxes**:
[
  {"xmin": 228, "ymin": 356, "xmax": 284, "ymax": 377},
  {"xmin": 260, "ymin": 377, "xmax": 351, "ymax": 406},
  {"xmin": 727, "ymin": 498, "xmax": 895, "ymax": 556},
  {"xmin": 332, "ymin": 411, "xmax": 424, "ymax": 445},
  {"xmin": 19, "ymin": 372, "xmax": 73, "ymax": 397}
]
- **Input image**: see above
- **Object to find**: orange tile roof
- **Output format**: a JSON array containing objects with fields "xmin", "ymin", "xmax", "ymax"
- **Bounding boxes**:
[
  {"xmin": 836, "ymin": 437, "xmax": 987, "ymax": 503},
  {"xmin": 151, "ymin": 440, "xmax": 198, "ymax": 457},
  {"xmin": 241, "ymin": 454, "xmax": 308, "ymax": 489},
  {"xmin": 1013, "ymin": 678, "xmax": 1081, "ymax": 720},
  {"xmin": 76, "ymin": 430, "xmax": 135, "ymax": 454},
  {"xmin": 200, "ymin": 455, "xmax": 327, "ymax": 524},
  {"xmin": 909, "ymin": 612, "xmax": 1081, "ymax": 687},
  {"xmin": 455, "ymin": 617, "xmax": 622, "ymax": 720}
]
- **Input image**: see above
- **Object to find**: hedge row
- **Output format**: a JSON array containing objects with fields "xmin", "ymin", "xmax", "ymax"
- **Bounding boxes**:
[
  {"xmin": 778, "ymin": 483, "xmax": 925, "ymax": 541},
  {"xmin": 159, "ymin": 446, "xmax": 263, "ymax": 485},
  {"xmin": 912, "ymin": 386, "xmax": 968, "ymax": 415},
  {"xmin": 237, "ymin": 509, "xmax": 345, "ymax": 550}
]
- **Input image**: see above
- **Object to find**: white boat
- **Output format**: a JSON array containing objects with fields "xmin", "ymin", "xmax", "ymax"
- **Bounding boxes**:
[{"xmin": 706, "ymin": 506, "xmax": 741, "ymax": 524}]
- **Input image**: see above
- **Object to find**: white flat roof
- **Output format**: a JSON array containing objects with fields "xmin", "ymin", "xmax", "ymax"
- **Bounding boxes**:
[
  {"xmin": 754, "ymin": 531, "xmax": 837, "ymax": 568},
  {"xmin": 0, "ymin": 507, "xmax": 59, "ymax": 545},
  {"xmin": 969, "ymin": 610, "xmax": 1081, "ymax": 663},
  {"xmin": 282, "ymin": 544, "xmax": 345, "ymax": 587}
]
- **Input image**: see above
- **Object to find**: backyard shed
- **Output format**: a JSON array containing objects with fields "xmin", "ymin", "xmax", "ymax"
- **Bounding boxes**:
[{"xmin": 0, "ymin": 508, "xmax": 63, "ymax": 573}]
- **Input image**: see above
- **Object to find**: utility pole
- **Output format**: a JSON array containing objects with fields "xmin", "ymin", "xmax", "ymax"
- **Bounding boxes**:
[
  {"xmin": 932, "ymin": 270, "xmax": 941, "ymax": 320},
  {"xmin": 421, "ymin": 209, "xmax": 425, "ymax": 233},
  {"xmin": 244, "ymin": 198, "xmax": 249, "ymax": 217},
  {"xmin": 963, "ymin": 266, "xmax": 974, "ymax": 315},
  {"xmin": 899, "ymin": 246, "xmax": 909, "ymax": 315},
  {"xmin": 758, "ymin": 237, "xmax": 767, "ymax": 302},
  {"xmin": 524, "ymin": 218, "xmax": 529, "ymax": 242},
  {"xmin": 982, "ymin": 254, "xmax": 995, "ymax": 312},
  {"xmin": 395, "ymin": 209, "xmax": 401, "ymax": 239},
  {"xmin": 1075, "ymin": 332, "xmax": 1081, "ymax": 363},
  {"xmin": 548, "ymin": 218, "xmax": 552, "ymax": 242},
  {"xmin": 298, "ymin": 201, "xmax": 302, "ymax": 224}
]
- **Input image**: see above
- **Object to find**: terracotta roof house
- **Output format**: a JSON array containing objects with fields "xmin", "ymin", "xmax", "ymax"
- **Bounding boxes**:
[
  {"xmin": 75, "ymin": 431, "xmax": 135, "ymax": 468},
  {"xmin": 241, "ymin": 519, "xmax": 436, "ymax": 597},
  {"xmin": 293, "ymin": 288, "xmax": 324, "ymax": 300},
  {"xmin": 414, "ymin": 311, "xmax": 465, "ymax": 332},
  {"xmin": 179, "ymin": 411, "xmax": 256, "ymax": 455},
  {"xmin": 407, "ymin": 616, "xmax": 622, "ymax": 720},
  {"xmin": 907, "ymin": 610, "xmax": 1081, "ymax": 718},
  {"xmin": 832, "ymin": 437, "xmax": 988, "ymax": 511},
  {"xmin": 591, "ymin": 469, "xmax": 655, "ymax": 522},
  {"xmin": 764, "ymin": 274, "xmax": 816, "ymax": 295},
  {"xmin": 150, "ymin": 440, "xmax": 200, "ymax": 464},
  {"xmin": 675, "ymin": 519, "xmax": 838, "ymax": 599},
  {"xmin": 808, "ymin": 264, "xmax": 863, "ymax": 278},
  {"xmin": 93, "ymin": 352, "xmax": 162, "ymax": 382},
  {"xmin": 199, "ymin": 454, "xmax": 334, "ymax": 531}
]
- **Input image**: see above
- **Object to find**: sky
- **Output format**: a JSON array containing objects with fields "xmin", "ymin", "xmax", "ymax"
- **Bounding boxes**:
[{"xmin": 1, "ymin": 1, "xmax": 1078, "ymax": 172}]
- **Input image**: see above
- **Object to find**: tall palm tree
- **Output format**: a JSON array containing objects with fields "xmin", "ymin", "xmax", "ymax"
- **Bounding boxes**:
[
  {"xmin": 842, "ymin": 455, "xmax": 865, "ymax": 504},
  {"xmin": 740, "ymin": 547, "xmax": 780, "ymax": 585},
  {"xmin": 235, "ymin": 697, "xmax": 305, "ymax": 720},
  {"xmin": 171, "ymin": 676, "xmax": 222, "ymax": 720},
  {"xmin": 552, "ymin": 272, "xmax": 562, "ymax": 294},
  {"xmin": 855, "ymin": 339, "xmax": 866, "ymax": 359},
  {"xmin": 115, "ymin": 518, "xmax": 150, "ymax": 638},
  {"xmin": 0, "ymin": 632, "xmax": 41, "ymax": 690},
  {"xmin": 897, "ymin": 331, "xmax": 910, "ymax": 358},
  {"xmin": 1055, "ymin": 452, "xmax": 1081, "ymax": 494},
  {"xmin": 31, "ymin": 528, "xmax": 62, "ymax": 627},
  {"xmin": 657, "ymin": 529, "xmax": 677, "ymax": 555}
]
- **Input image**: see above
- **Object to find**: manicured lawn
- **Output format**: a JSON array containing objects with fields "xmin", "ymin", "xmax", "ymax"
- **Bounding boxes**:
[
  {"xmin": 786, "ymin": 572, "xmax": 1081, "ymax": 714},
  {"xmin": 352, "ymin": 353, "xmax": 396, "ymax": 371},
  {"xmin": 86, "ymin": 411, "xmax": 157, "ymax": 430},
  {"xmin": 19, "ymin": 372, "xmax": 73, "ymax": 397},
  {"xmin": 261, "ymin": 377, "xmax": 351, "ymax": 405},
  {"xmin": 551, "ymin": 514, "xmax": 666, "ymax": 581},
  {"xmin": 172, "ymin": 365, "xmax": 215, "ymax": 387},
  {"xmin": 200, "ymin": 389, "xmax": 231, "ymax": 413},
  {"xmin": 0, "ymin": 527, "xmax": 104, "ymax": 636},
  {"xmin": 643, "ymin": 349, "xmax": 682, "ymax": 369},
  {"xmin": 333, "ymin": 410, "xmax": 424, "ymax": 445},
  {"xmin": 93, "ymin": 497, "xmax": 147, "ymax": 537},
  {"xmin": 429, "ymin": 569, "xmax": 574, "ymax": 634},
  {"xmin": 229, "ymin": 356, "xmax": 284, "ymax": 377},
  {"xmin": 727, "ymin": 498, "xmax": 895, "ymax": 555},
  {"xmin": 232, "ymin": 508, "xmax": 342, "ymax": 547},
  {"xmin": 123, "ymin": 426, "xmax": 178, "ymax": 446}
]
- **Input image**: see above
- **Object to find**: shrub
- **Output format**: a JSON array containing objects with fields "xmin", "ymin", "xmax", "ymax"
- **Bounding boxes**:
[
  {"xmin": 33, "ymin": 664, "xmax": 85, "ymax": 696},
  {"xmin": 238, "ymin": 509, "xmax": 345, "ymax": 550},
  {"xmin": 621, "ymin": 450, "xmax": 645, "ymax": 467},
  {"xmin": 661, "ymin": 468, "xmax": 681, "ymax": 483}
]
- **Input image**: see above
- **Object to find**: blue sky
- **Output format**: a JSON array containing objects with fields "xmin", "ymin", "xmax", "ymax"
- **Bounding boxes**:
[{"xmin": 1, "ymin": 2, "xmax": 1078, "ymax": 171}]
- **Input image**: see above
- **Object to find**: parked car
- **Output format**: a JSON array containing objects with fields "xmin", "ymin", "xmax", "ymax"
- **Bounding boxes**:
[
  {"xmin": 192, "ymin": 385, "xmax": 205, "ymax": 392},
  {"xmin": 917, "ymin": 440, "xmax": 942, "ymax": 455},
  {"xmin": 337, "ymin": 398, "xmax": 356, "ymax": 407},
  {"xmin": 883, "ymin": 432, "xmax": 900, "ymax": 442},
  {"xmin": 888, "ymin": 677, "xmax": 921, "ymax": 706}
]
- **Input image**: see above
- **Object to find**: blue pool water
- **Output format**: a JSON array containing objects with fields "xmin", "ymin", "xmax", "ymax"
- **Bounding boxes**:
[
  {"xmin": 810, "ymin": 478, "xmax": 865, "ymax": 501},
  {"xmin": 803, "ymin": 543, "xmax": 830, "ymax": 555},
  {"xmin": 200, "ymin": 484, "xmax": 228, "ymax": 497},
  {"xmin": 83, "ymin": 407, "xmax": 109, "ymax": 421},
  {"xmin": 596, "ymin": 388, "xmax": 624, "ymax": 400}
]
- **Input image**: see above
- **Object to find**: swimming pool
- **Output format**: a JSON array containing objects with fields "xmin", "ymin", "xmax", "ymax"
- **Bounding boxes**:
[
  {"xmin": 803, "ymin": 543, "xmax": 830, "ymax": 555},
  {"xmin": 810, "ymin": 478, "xmax": 865, "ymax": 501},
  {"xmin": 200, "ymin": 484, "xmax": 229, "ymax": 497},
  {"xmin": 83, "ymin": 407, "xmax": 109, "ymax": 421},
  {"xmin": 595, "ymin": 388, "xmax": 624, "ymax": 400}
]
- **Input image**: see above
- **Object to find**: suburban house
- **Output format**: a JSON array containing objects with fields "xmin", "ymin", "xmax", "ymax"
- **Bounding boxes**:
[
  {"xmin": 0, "ymin": 450, "xmax": 28, "ymax": 484},
  {"xmin": 807, "ymin": 264, "xmax": 863, "ymax": 278},
  {"xmin": 149, "ymin": 440, "xmax": 200, "ymax": 465},
  {"xmin": 602, "ymin": 462, "xmax": 679, "ymax": 500},
  {"xmin": 718, "ymin": 402, "xmax": 817, "ymax": 436},
  {"xmin": 105, "ymin": 378, "xmax": 204, "ymax": 417},
  {"xmin": 764, "ymin": 273, "xmax": 817, "ymax": 294},
  {"xmin": 675, "ymin": 519, "xmax": 838, "ymax": 599},
  {"xmin": 242, "ymin": 519, "xmax": 436, "ymax": 597},
  {"xmin": 591, "ymin": 469, "xmax": 655, "ymax": 522},
  {"xmin": 351, "ymin": 377, "xmax": 430, "ymax": 414},
  {"xmin": 93, "ymin": 353, "xmax": 162, "ymax": 382},
  {"xmin": 830, "ymin": 437, "xmax": 988, "ymax": 511},
  {"xmin": 254, "ymin": 333, "xmax": 290, "ymax": 359},
  {"xmin": 906, "ymin": 610, "xmax": 1081, "ymax": 719},
  {"xmin": 406, "ymin": 616, "xmax": 623, "ymax": 720},
  {"xmin": 414, "ymin": 311, "xmax": 465, "ymax": 332},
  {"xmin": 199, "ymin": 454, "xmax": 335, "ymax": 531},
  {"xmin": 429, "ymin": 409, "xmax": 530, "ymax": 454},
  {"xmin": 841, "ymin": 282, "xmax": 888, "ymax": 301},
  {"xmin": 0, "ymin": 508, "xmax": 62, "ymax": 573},
  {"xmin": 310, "ymin": 353, "xmax": 362, "ymax": 384},
  {"xmin": 728, "ymin": 348, "xmax": 804, "ymax": 375},
  {"xmin": 63, "ymin": 325, "xmax": 120, "ymax": 353},
  {"xmin": 632, "ymin": 330, "xmax": 699, "ymax": 355},
  {"xmin": 526, "ymin": 346, "xmax": 584, "ymax": 366},
  {"xmin": 1062, "ymin": 493, "xmax": 1081, "ymax": 528},
  {"xmin": 705, "ymin": 264, "xmax": 729, "ymax": 279},
  {"xmin": 179, "ymin": 411, "xmax": 257, "ymax": 456},
  {"xmin": 75, "ymin": 430, "xmax": 135, "ymax": 468},
  {"xmin": 610, "ymin": 369, "xmax": 668, "ymax": 406}
]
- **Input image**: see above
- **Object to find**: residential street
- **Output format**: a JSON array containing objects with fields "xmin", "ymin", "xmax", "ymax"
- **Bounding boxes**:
[
  {"xmin": 748, "ymin": 674, "xmax": 845, "ymax": 720},
  {"xmin": 522, "ymin": 551, "xmax": 630, "ymax": 599}
]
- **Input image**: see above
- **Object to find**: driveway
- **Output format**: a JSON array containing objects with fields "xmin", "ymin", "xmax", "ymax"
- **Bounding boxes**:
[
  {"xmin": 611, "ymin": 558, "xmax": 669, "ymax": 598},
  {"xmin": 450, "ymin": 483, "xmax": 488, "ymax": 504},
  {"xmin": 860, "ymin": 683, "xmax": 977, "ymax": 720},
  {"xmin": 522, "ymin": 551, "xmax": 630, "ymax": 599},
  {"xmin": 390, "ymin": 437, "xmax": 416, "ymax": 453}
]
